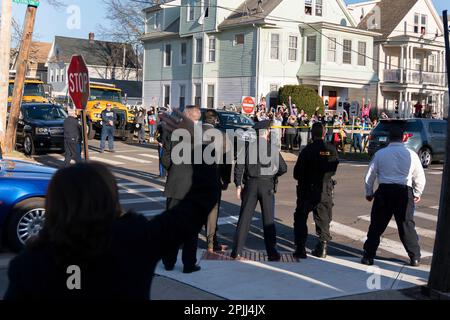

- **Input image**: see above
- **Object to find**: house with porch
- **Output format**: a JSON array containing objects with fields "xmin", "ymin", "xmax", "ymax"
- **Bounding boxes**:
[
  {"xmin": 141, "ymin": 0, "xmax": 379, "ymax": 113},
  {"xmin": 348, "ymin": 0, "xmax": 447, "ymax": 118}
]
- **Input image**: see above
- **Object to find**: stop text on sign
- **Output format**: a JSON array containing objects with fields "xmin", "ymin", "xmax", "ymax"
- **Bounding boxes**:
[{"xmin": 69, "ymin": 73, "xmax": 89, "ymax": 93}]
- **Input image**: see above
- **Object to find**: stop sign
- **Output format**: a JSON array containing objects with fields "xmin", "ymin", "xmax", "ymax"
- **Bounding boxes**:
[
  {"xmin": 67, "ymin": 55, "xmax": 90, "ymax": 110},
  {"xmin": 241, "ymin": 96, "xmax": 255, "ymax": 115}
]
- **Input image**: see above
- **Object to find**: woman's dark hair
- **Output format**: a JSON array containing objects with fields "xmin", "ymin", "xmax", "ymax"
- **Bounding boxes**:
[{"xmin": 34, "ymin": 162, "xmax": 122, "ymax": 265}]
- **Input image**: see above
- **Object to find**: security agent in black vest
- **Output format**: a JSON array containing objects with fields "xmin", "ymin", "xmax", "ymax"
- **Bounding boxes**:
[
  {"xmin": 293, "ymin": 122, "xmax": 339, "ymax": 260},
  {"xmin": 231, "ymin": 120, "xmax": 288, "ymax": 261},
  {"xmin": 63, "ymin": 108, "xmax": 82, "ymax": 166}
]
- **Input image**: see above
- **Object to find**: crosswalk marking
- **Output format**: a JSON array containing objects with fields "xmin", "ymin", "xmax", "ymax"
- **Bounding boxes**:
[
  {"xmin": 358, "ymin": 215, "xmax": 435, "ymax": 239},
  {"xmin": 120, "ymin": 196, "xmax": 166, "ymax": 205},
  {"xmin": 415, "ymin": 211, "xmax": 438, "ymax": 222},
  {"xmin": 329, "ymin": 221, "xmax": 433, "ymax": 258},
  {"xmin": 140, "ymin": 209, "xmax": 164, "ymax": 217},
  {"xmin": 217, "ymin": 216, "xmax": 258, "ymax": 226},
  {"xmin": 115, "ymin": 155, "xmax": 152, "ymax": 164},
  {"xmin": 427, "ymin": 171, "xmax": 442, "ymax": 175},
  {"xmin": 139, "ymin": 154, "xmax": 160, "ymax": 160},
  {"xmin": 117, "ymin": 182, "xmax": 141, "ymax": 187},
  {"xmin": 429, "ymin": 206, "xmax": 439, "ymax": 210},
  {"xmin": 89, "ymin": 157, "xmax": 125, "ymax": 166},
  {"xmin": 119, "ymin": 188, "xmax": 161, "ymax": 194}
]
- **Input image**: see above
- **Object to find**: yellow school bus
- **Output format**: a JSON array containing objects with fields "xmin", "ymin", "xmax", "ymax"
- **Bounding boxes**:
[
  {"xmin": 8, "ymin": 79, "xmax": 49, "ymax": 108},
  {"xmin": 86, "ymin": 82, "xmax": 134, "ymax": 140}
]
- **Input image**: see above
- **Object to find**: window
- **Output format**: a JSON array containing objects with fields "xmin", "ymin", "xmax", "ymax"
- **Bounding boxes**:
[
  {"xmin": 164, "ymin": 44, "xmax": 171, "ymax": 67},
  {"xmin": 288, "ymin": 36, "xmax": 298, "ymax": 61},
  {"xmin": 50, "ymin": 69, "xmax": 54, "ymax": 82},
  {"xmin": 358, "ymin": 41, "xmax": 366, "ymax": 66},
  {"xmin": 194, "ymin": 84, "xmax": 201, "ymax": 106},
  {"xmin": 181, "ymin": 42, "xmax": 187, "ymax": 65},
  {"xmin": 234, "ymin": 34, "xmax": 244, "ymax": 46},
  {"xmin": 306, "ymin": 36, "xmax": 316, "ymax": 62},
  {"xmin": 195, "ymin": 38, "xmax": 203, "ymax": 63},
  {"xmin": 179, "ymin": 85, "xmax": 186, "ymax": 110},
  {"xmin": 187, "ymin": 0, "xmax": 195, "ymax": 21},
  {"xmin": 327, "ymin": 37, "xmax": 336, "ymax": 62},
  {"xmin": 270, "ymin": 33, "xmax": 280, "ymax": 60},
  {"xmin": 429, "ymin": 54, "xmax": 436, "ymax": 72},
  {"xmin": 61, "ymin": 69, "xmax": 65, "ymax": 83},
  {"xmin": 164, "ymin": 85, "xmax": 170, "ymax": 107},
  {"xmin": 204, "ymin": 0, "xmax": 210, "ymax": 18},
  {"xmin": 414, "ymin": 13, "xmax": 419, "ymax": 33},
  {"xmin": 305, "ymin": 0, "xmax": 312, "ymax": 15},
  {"xmin": 316, "ymin": 0, "xmax": 323, "ymax": 16},
  {"xmin": 56, "ymin": 71, "xmax": 60, "ymax": 82},
  {"xmin": 343, "ymin": 39, "xmax": 352, "ymax": 64},
  {"xmin": 154, "ymin": 11, "xmax": 161, "ymax": 30},
  {"xmin": 209, "ymin": 37, "xmax": 216, "ymax": 62},
  {"xmin": 207, "ymin": 84, "xmax": 215, "ymax": 108},
  {"xmin": 415, "ymin": 53, "xmax": 423, "ymax": 71},
  {"xmin": 421, "ymin": 14, "xmax": 427, "ymax": 35}
]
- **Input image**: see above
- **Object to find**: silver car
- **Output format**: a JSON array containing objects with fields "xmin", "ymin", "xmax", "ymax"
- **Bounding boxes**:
[{"xmin": 368, "ymin": 119, "xmax": 447, "ymax": 168}]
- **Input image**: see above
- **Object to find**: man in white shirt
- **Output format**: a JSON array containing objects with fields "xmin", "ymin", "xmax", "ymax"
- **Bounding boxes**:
[{"xmin": 362, "ymin": 126, "xmax": 426, "ymax": 267}]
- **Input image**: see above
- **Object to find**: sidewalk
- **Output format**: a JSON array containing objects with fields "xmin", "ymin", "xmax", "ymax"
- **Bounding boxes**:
[{"xmin": 0, "ymin": 251, "xmax": 431, "ymax": 300}]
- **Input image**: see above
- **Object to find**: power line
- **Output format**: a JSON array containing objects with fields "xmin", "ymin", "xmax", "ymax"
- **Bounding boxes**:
[{"xmin": 133, "ymin": 0, "xmax": 448, "ymax": 74}]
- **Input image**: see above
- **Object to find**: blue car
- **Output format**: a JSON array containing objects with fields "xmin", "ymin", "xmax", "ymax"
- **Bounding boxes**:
[{"xmin": 0, "ymin": 155, "xmax": 55, "ymax": 252}]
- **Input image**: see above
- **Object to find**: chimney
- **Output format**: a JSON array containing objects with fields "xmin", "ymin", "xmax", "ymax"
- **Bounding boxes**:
[{"xmin": 89, "ymin": 32, "xmax": 95, "ymax": 43}]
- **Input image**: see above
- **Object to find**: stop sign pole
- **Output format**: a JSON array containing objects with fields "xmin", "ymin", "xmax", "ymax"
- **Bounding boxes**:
[{"xmin": 67, "ymin": 55, "xmax": 90, "ymax": 160}]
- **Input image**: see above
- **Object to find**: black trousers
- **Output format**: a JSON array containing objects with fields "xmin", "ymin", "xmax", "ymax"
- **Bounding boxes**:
[
  {"xmin": 162, "ymin": 198, "xmax": 198, "ymax": 268},
  {"xmin": 64, "ymin": 140, "xmax": 82, "ymax": 167},
  {"xmin": 285, "ymin": 134, "xmax": 295, "ymax": 150},
  {"xmin": 363, "ymin": 184, "xmax": 421, "ymax": 259},
  {"xmin": 206, "ymin": 192, "xmax": 222, "ymax": 250},
  {"xmin": 232, "ymin": 179, "xmax": 278, "ymax": 257},
  {"xmin": 294, "ymin": 187, "xmax": 333, "ymax": 248}
]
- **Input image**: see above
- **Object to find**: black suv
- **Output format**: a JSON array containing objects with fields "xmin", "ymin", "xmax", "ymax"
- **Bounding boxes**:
[
  {"xmin": 16, "ymin": 103, "xmax": 67, "ymax": 155},
  {"xmin": 368, "ymin": 118, "xmax": 447, "ymax": 168}
]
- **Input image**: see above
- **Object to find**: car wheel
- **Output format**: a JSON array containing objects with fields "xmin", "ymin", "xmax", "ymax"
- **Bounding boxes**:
[
  {"xmin": 88, "ymin": 121, "xmax": 96, "ymax": 140},
  {"xmin": 23, "ymin": 135, "xmax": 35, "ymax": 156},
  {"xmin": 5, "ymin": 198, "xmax": 45, "ymax": 252},
  {"xmin": 419, "ymin": 148, "xmax": 432, "ymax": 168}
]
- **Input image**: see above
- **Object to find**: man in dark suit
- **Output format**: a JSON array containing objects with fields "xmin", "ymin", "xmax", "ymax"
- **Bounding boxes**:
[
  {"xmin": 161, "ymin": 105, "xmax": 204, "ymax": 273},
  {"xmin": 63, "ymin": 108, "xmax": 82, "ymax": 166}
]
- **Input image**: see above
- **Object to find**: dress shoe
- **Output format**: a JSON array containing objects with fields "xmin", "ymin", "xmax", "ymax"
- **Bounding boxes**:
[
  {"xmin": 293, "ymin": 248, "xmax": 307, "ymax": 260},
  {"xmin": 164, "ymin": 264, "xmax": 174, "ymax": 271},
  {"xmin": 361, "ymin": 254, "xmax": 374, "ymax": 266},
  {"xmin": 410, "ymin": 258, "xmax": 420, "ymax": 267},
  {"xmin": 183, "ymin": 265, "xmax": 201, "ymax": 274},
  {"xmin": 311, "ymin": 241, "xmax": 328, "ymax": 258}
]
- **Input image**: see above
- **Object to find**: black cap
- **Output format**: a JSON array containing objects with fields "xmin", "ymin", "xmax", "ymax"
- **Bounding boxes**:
[{"xmin": 253, "ymin": 120, "xmax": 271, "ymax": 130}]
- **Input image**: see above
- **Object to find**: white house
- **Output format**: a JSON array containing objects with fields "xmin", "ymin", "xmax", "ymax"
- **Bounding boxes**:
[
  {"xmin": 349, "ymin": 0, "xmax": 448, "ymax": 118},
  {"xmin": 46, "ymin": 34, "xmax": 141, "ymax": 98},
  {"xmin": 141, "ymin": 0, "xmax": 379, "ymax": 113}
]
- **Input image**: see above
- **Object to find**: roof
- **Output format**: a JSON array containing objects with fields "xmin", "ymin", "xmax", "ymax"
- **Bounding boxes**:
[
  {"xmin": 49, "ymin": 36, "xmax": 141, "ymax": 69},
  {"xmin": 90, "ymin": 78, "xmax": 143, "ymax": 98},
  {"xmin": 219, "ymin": 0, "xmax": 283, "ymax": 29},
  {"xmin": 141, "ymin": 18, "xmax": 180, "ymax": 41},
  {"xmin": 357, "ymin": 0, "xmax": 419, "ymax": 39},
  {"xmin": 29, "ymin": 42, "xmax": 52, "ymax": 64}
]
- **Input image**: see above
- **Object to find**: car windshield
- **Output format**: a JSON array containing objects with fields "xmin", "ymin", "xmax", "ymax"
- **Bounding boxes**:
[
  {"xmin": 89, "ymin": 88, "xmax": 122, "ymax": 102},
  {"xmin": 24, "ymin": 105, "xmax": 67, "ymax": 121},
  {"xmin": 23, "ymin": 83, "xmax": 45, "ymax": 96},
  {"xmin": 219, "ymin": 113, "xmax": 254, "ymax": 126},
  {"xmin": 372, "ymin": 120, "xmax": 421, "ymax": 133}
]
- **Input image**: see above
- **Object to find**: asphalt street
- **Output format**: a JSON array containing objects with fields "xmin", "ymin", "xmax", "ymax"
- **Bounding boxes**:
[{"xmin": 0, "ymin": 138, "xmax": 443, "ymax": 298}]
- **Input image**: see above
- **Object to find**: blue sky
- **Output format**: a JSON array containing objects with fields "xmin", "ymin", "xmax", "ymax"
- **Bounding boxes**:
[{"xmin": 10, "ymin": 0, "xmax": 450, "ymax": 43}]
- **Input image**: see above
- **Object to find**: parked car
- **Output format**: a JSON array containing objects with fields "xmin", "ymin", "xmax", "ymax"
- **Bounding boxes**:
[
  {"xmin": 368, "ymin": 118, "xmax": 447, "ymax": 168},
  {"xmin": 0, "ymin": 156, "xmax": 55, "ymax": 252},
  {"xmin": 15, "ymin": 103, "xmax": 67, "ymax": 155}
]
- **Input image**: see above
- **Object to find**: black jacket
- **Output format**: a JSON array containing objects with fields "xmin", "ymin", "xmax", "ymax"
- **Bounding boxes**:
[
  {"xmin": 63, "ymin": 117, "xmax": 81, "ymax": 142},
  {"xmin": 4, "ymin": 164, "xmax": 219, "ymax": 300},
  {"xmin": 234, "ymin": 140, "xmax": 287, "ymax": 187},
  {"xmin": 294, "ymin": 140, "xmax": 339, "ymax": 203}
]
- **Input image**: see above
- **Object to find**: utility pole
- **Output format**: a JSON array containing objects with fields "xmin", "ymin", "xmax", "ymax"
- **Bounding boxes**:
[
  {"xmin": 427, "ymin": 10, "xmax": 450, "ymax": 296},
  {"xmin": 4, "ymin": 4, "xmax": 38, "ymax": 153},
  {"xmin": 0, "ymin": 0, "xmax": 13, "ymax": 152}
]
